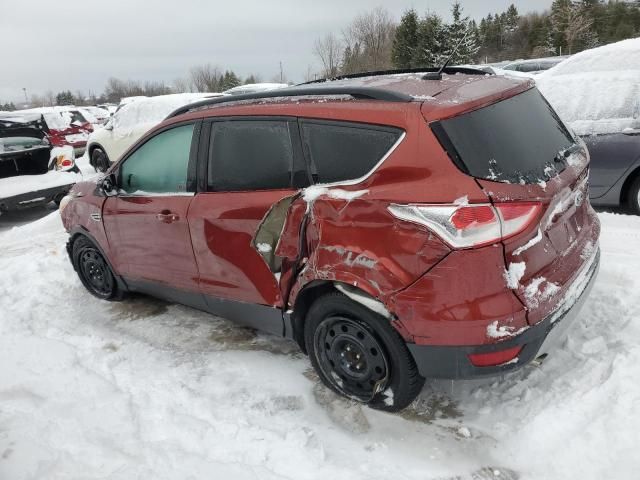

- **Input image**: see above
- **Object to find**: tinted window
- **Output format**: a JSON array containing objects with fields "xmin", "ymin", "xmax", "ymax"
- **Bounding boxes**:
[
  {"xmin": 208, "ymin": 120, "xmax": 293, "ymax": 191},
  {"xmin": 121, "ymin": 124, "xmax": 194, "ymax": 194},
  {"xmin": 301, "ymin": 122, "xmax": 401, "ymax": 183},
  {"xmin": 432, "ymin": 89, "xmax": 575, "ymax": 184}
]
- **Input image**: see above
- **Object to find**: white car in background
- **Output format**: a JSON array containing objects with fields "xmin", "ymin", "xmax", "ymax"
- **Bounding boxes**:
[{"xmin": 86, "ymin": 93, "xmax": 222, "ymax": 172}]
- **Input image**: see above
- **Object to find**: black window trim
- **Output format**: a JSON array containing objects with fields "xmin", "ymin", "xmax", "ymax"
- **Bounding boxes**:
[
  {"xmin": 115, "ymin": 119, "xmax": 201, "ymax": 196},
  {"xmin": 297, "ymin": 118, "xmax": 406, "ymax": 187},
  {"xmin": 202, "ymin": 115, "xmax": 305, "ymax": 193}
]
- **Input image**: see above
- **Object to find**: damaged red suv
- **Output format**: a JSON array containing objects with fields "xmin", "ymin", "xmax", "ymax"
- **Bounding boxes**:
[{"xmin": 60, "ymin": 68, "xmax": 600, "ymax": 411}]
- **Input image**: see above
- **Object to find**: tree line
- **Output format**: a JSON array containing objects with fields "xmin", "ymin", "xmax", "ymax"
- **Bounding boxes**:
[
  {"xmin": 2, "ymin": 66, "xmax": 272, "ymax": 110},
  {"xmin": 314, "ymin": 0, "xmax": 640, "ymax": 76}
]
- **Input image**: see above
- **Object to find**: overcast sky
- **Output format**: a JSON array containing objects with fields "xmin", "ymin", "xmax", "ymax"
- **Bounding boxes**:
[{"xmin": 0, "ymin": 0, "xmax": 553, "ymax": 102}]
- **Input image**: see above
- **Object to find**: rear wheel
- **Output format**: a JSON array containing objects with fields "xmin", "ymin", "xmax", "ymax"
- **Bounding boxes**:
[
  {"xmin": 627, "ymin": 176, "xmax": 640, "ymax": 215},
  {"xmin": 72, "ymin": 236, "xmax": 122, "ymax": 300},
  {"xmin": 304, "ymin": 292, "xmax": 424, "ymax": 412},
  {"xmin": 91, "ymin": 148, "xmax": 110, "ymax": 173}
]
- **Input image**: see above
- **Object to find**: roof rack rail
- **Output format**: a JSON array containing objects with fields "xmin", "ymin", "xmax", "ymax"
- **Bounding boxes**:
[
  {"xmin": 166, "ymin": 86, "xmax": 413, "ymax": 119},
  {"xmin": 302, "ymin": 66, "xmax": 493, "ymax": 85}
]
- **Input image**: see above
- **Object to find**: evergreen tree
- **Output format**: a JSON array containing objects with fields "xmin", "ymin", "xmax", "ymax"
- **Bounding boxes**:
[
  {"xmin": 55, "ymin": 90, "xmax": 75, "ymax": 106},
  {"xmin": 220, "ymin": 71, "xmax": 241, "ymax": 91},
  {"xmin": 392, "ymin": 9, "xmax": 419, "ymax": 68},
  {"xmin": 444, "ymin": 2, "xmax": 480, "ymax": 64},
  {"xmin": 413, "ymin": 13, "xmax": 447, "ymax": 68}
]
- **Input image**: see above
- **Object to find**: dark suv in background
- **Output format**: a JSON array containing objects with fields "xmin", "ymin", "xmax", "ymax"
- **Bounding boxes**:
[{"xmin": 60, "ymin": 69, "xmax": 600, "ymax": 411}]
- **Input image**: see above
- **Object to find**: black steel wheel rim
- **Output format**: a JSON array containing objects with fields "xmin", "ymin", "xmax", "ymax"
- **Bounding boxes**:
[
  {"xmin": 314, "ymin": 316, "xmax": 389, "ymax": 400},
  {"xmin": 79, "ymin": 249, "xmax": 113, "ymax": 296}
]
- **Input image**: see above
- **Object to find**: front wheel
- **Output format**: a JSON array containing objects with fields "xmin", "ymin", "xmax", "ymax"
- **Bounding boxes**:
[
  {"xmin": 627, "ymin": 176, "xmax": 640, "ymax": 215},
  {"xmin": 91, "ymin": 148, "xmax": 110, "ymax": 173},
  {"xmin": 72, "ymin": 236, "xmax": 123, "ymax": 300},
  {"xmin": 304, "ymin": 292, "xmax": 424, "ymax": 412}
]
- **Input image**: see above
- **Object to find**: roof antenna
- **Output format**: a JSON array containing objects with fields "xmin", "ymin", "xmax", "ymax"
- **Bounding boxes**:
[{"xmin": 423, "ymin": 30, "xmax": 470, "ymax": 80}]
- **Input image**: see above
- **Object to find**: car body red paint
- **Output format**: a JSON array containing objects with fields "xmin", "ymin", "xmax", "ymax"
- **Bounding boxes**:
[{"xmin": 61, "ymin": 71, "xmax": 600, "ymax": 398}]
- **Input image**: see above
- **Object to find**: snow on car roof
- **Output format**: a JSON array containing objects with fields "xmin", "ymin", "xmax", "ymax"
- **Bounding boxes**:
[
  {"xmin": 223, "ymin": 83, "xmax": 288, "ymax": 95},
  {"xmin": 112, "ymin": 93, "xmax": 224, "ymax": 129},
  {"xmin": 537, "ymin": 38, "xmax": 640, "ymax": 136}
]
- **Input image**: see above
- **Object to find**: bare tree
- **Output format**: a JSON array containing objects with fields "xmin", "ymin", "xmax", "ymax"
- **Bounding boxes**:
[
  {"xmin": 173, "ymin": 77, "xmax": 191, "ymax": 93},
  {"xmin": 343, "ymin": 8, "xmax": 396, "ymax": 72},
  {"xmin": 43, "ymin": 90, "xmax": 55, "ymax": 106},
  {"xmin": 553, "ymin": 3, "xmax": 593, "ymax": 55},
  {"xmin": 314, "ymin": 33, "xmax": 342, "ymax": 78},
  {"xmin": 189, "ymin": 64, "xmax": 222, "ymax": 92}
]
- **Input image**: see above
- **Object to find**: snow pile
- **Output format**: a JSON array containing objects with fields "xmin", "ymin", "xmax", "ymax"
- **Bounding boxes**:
[
  {"xmin": 537, "ymin": 38, "xmax": 640, "ymax": 136},
  {"xmin": 0, "ymin": 212, "xmax": 639, "ymax": 479}
]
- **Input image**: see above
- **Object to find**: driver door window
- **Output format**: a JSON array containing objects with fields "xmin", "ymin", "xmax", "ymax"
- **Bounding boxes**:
[{"xmin": 120, "ymin": 124, "xmax": 194, "ymax": 194}]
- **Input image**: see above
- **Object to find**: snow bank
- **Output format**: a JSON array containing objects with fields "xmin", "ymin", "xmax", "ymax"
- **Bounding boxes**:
[{"xmin": 0, "ymin": 212, "xmax": 639, "ymax": 479}]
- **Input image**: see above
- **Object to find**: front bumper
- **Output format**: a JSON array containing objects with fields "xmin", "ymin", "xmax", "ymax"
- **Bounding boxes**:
[{"xmin": 407, "ymin": 249, "xmax": 601, "ymax": 379}]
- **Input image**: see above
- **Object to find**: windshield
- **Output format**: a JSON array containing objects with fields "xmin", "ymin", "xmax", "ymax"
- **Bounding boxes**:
[{"xmin": 431, "ymin": 88, "xmax": 575, "ymax": 184}]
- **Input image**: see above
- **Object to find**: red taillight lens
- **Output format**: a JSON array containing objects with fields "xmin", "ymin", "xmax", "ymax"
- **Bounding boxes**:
[
  {"xmin": 388, "ymin": 201, "xmax": 543, "ymax": 249},
  {"xmin": 450, "ymin": 205, "xmax": 497, "ymax": 229},
  {"xmin": 468, "ymin": 345, "xmax": 523, "ymax": 367},
  {"xmin": 60, "ymin": 158, "xmax": 73, "ymax": 168}
]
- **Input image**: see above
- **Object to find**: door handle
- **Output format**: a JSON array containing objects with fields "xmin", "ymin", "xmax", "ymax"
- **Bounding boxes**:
[{"xmin": 156, "ymin": 211, "xmax": 179, "ymax": 223}]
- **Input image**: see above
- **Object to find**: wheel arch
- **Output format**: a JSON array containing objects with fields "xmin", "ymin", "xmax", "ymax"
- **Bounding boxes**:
[
  {"xmin": 67, "ymin": 227, "xmax": 128, "ymax": 293},
  {"xmin": 290, "ymin": 279, "xmax": 399, "ymax": 354},
  {"xmin": 87, "ymin": 142, "xmax": 110, "ymax": 167},
  {"xmin": 620, "ymin": 164, "xmax": 640, "ymax": 206}
]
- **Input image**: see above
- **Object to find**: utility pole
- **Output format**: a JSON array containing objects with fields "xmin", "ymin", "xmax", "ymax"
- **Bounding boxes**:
[
  {"xmin": 279, "ymin": 61, "xmax": 283, "ymax": 83},
  {"xmin": 22, "ymin": 87, "xmax": 28, "ymax": 105}
]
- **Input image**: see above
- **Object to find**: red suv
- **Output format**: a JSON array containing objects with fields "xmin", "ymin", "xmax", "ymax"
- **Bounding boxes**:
[{"xmin": 60, "ymin": 68, "xmax": 600, "ymax": 411}]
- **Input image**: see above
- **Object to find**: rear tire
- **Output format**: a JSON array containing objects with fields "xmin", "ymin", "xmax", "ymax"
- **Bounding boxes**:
[
  {"xmin": 72, "ymin": 236, "xmax": 123, "ymax": 301},
  {"xmin": 91, "ymin": 148, "xmax": 110, "ymax": 173},
  {"xmin": 304, "ymin": 291, "xmax": 424, "ymax": 412},
  {"xmin": 627, "ymin": 176, "xmax": 640, "ymax": 215}
]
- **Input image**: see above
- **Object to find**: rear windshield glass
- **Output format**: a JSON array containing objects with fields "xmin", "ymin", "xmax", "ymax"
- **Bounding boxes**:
[{"xmin": 432, "ymin": 88, "xmax": 575, "ymax": 184}]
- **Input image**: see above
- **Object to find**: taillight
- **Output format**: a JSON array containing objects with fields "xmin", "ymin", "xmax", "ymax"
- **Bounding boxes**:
[{"xmin": 388, "ymin": 202, "xmax": 542, "ymax": 249}]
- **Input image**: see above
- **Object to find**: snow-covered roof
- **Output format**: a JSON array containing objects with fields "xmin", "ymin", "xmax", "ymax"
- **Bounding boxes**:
[
  {"xmin": 223, "ymin": 83, "xmax": 289, "ymax": 95},
  {"xmin": 111, "ymin": 93, "xmax": 224, "ymax": 129},
  {"xmin": 537, "ymin": 38, "xmax": 640, "ymax": 136}
]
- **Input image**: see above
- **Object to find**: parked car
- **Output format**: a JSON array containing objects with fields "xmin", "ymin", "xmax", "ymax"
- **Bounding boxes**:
[
  {"xmin": 0, "ymin": 118, "xmax": 80, "ymax": 212},
  {"xmin": 86, "ymin": 93, "xmax": 222, "ymax": 172},
  {"xmin": 80, "ymin": 106, "xmax": 111, "ymax": 125},
  {"xmin": 537, "ymin": 38, "xmax": 640, "ymax": 213},
  {"xmin": 223, "ymin": 83, "xmax": 288, "ymax": 95},
  {"xmin": 0, "ymin": 110, "xmax": 89, "ymax": 155},
  {"xmin": 61, "ymin": 69, "xmax": 600, "ymax": 411},
  {"xmin": 502, "ymin": 56, "xmax": 569, "ymax": 74}
]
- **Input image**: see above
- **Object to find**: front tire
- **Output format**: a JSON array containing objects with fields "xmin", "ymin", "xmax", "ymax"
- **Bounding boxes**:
[
  {"xmin": 91, "ymin": 148, "xmax": 110, "ymax": 173},
  {"xmin": 304, "ymin": 292, "xmax": 424, "ymax": 412},
  {"xmin": 627, "ymin": 175, "xmax": 640, "ymax": 215},
  {"xmin": 72, "ymin": 236, "xmax": 122, "ymax": 300}
]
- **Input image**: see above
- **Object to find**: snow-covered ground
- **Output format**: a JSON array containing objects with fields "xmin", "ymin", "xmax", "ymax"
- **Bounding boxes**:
[{"xmin": 0, "ymin": 211, "xmax": 638, "ymax": 479}]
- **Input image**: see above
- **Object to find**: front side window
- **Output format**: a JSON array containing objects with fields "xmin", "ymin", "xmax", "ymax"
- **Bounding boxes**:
[
  {"xmin": 301, "ymin": 121, "xmax": 402, "ymax": 184},
  {"xmin": 120, "ymin": 124, "xmax": 194, "ymax": 194},
  {"xmin": 208, "ymin": 120, "xmax": 293, "ymax": 191}
]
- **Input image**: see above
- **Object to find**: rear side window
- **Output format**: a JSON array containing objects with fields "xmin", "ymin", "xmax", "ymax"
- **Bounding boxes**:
[
  {"xmin": 120, "ymin": 124, "xmax": 194, "ymax": 194},
  {"xmin": 208, "ymin": 120, "xmax": 293, "ymax": 191},
  {"xmin": 432, "ymin": 88, "xmax": 575, "ymax": 184},
  {"xmin": 301, "ymin": 121, "xmax": 402, "ymax": 184}
]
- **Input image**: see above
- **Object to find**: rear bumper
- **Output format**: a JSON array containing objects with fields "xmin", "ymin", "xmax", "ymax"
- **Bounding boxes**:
[
  {"xmin": 407, "ymin": 248, "xmax": 600, "ymax": 379},
  {"xmin": 0, "ymin": 183, "xmax": 74, "ymax": 212}
]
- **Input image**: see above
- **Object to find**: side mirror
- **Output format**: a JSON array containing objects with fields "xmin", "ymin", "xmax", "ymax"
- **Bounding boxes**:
[
  {"xmin": 100, "ymin": 173, "xmax": 117, "ymax": 196},
  {"xmin": 104, "ymin": 122, "xmax": 114, "ymax": 131}
]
